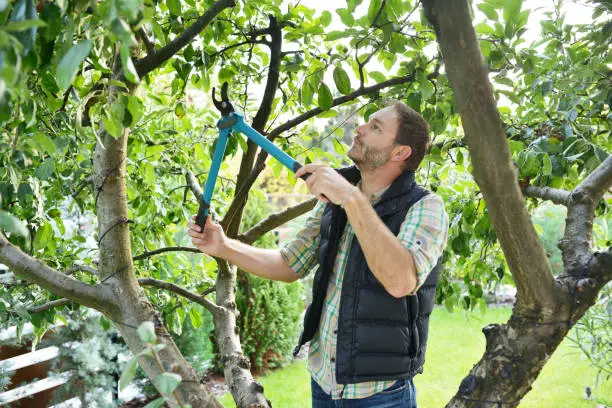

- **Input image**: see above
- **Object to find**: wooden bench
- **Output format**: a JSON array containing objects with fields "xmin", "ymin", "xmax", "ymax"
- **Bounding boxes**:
[{"xmin": 0, "ymin": 323, "xmax": 78, "ymax": 407}]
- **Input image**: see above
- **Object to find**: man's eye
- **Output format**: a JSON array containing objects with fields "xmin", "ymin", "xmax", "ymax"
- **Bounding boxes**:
[{"xmin": 372, "ymin": 124, "xmax": 379, "ymax": 130}]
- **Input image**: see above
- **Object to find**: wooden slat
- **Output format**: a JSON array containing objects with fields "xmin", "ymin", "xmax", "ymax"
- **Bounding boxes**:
[
  {"xmin": 49, "ymin": 396, "xmax": 82, "ymax": 408},
  {"xmin": 0, "ymin": 372, "xmax": 72, "ymax": 404},
  {"xmin": 0, "ymin": 346, "xmax": 60, "ymax": 371}
]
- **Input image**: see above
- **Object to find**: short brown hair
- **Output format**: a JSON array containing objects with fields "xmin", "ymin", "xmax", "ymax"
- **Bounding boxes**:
[{"xmin": 389, "ymin": 101, "xmax": 430, "ymax": 171}]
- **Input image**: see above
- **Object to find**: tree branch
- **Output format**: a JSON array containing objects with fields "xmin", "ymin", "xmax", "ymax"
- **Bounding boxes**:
[
  {"xmin": 522, "ymin": 186, "xmax": 570, "ymax": 206},
  {"xmin": 267, "ymin": 72, "xmax": 420, "ymax": 141},
  {"xmin": 138, "ymin": 278, "xmax": 222, "ymax": 316},
  {"xmin": 222, "ymin": 72, "xmax": 422, "ymax": 226},
  {"xmin": 138, "ymin": 27, "xmax": 155, "ymax": 55},
  {"xmin": 134, "ymin": 0, "xmax": 236, "ymax": 78},
  {"xmin": 561, "ymin": 156, "xmax": 612, "ymax": 273},
  {"xmin": 238, "ymin": 197, "xmax": 317, "ymax": 244},
  {"xmin": 210, "ymin": 39, "xmax": 267, "ymax": 57},
  {"xmin": 252, "ymin": 16, "xmax": 282, "ymax": 132},
  {"xmin": 64, "ymin": 263, "xmax": 98, "ymax": 276},
  {"xmin": 186, "ymin": 170, "xmax": 203, "ymax": 198},
  {"xmin": 0, "ymin": 232, "xmax": 118, "ymax": 314},
  {"xmin": 133, "ymin": 246, "xmax": 202, "ymax": 262},
  {"xmin": 226, "ymin": 15, "xmax": 283, "ymax": 236},
  {"xmin": 576, "ymin": 155, "xmax": 612, "ymax": 203},
  {"xmin": 422, "ymin": 0, "xmax": 556, "ymax": 309},
  {"xmin": 28, "ymin": 298, "xmax": 72, "ymax": 313}
]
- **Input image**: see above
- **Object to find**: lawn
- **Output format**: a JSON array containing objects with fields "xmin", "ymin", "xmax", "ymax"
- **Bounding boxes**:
[{"xmin": 219, "ymin": 307, "xmax": 611, "ymax": 407}]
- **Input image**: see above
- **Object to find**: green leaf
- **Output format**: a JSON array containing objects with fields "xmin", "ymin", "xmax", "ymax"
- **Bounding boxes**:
[
  {"xmin": 127, "ymin": 96, "xmax": 144, "ymax": 126},
  {"xmin": 542, "ymin": 153, "xmax": 552, "ymax": 176},
  {"xmin": 326, "ymin": 30, "xmax": 349, "ymax": 41},
  {"xmin": 102, "ymin": 113, "xmax": 123, "ymax": 139},
  {"xmin": 333, "ymin": 137, "xmax": 347, "ymax": 155},
  {"xmin": 477, "ymin": 3, "xmax": 498, "ymax": 21},
  {"xmin": 0, "ymin": 210, "xmax": 28, "ymax": 237},
  {"xmin": 137, "ymin": 321, "xmax": 156, "ymax": 344},
  {"xmin": 317, "ymin": 83, "xmax": 333, "ymax": 111},
  {"xmin": 336, "ymin": 8, "xmax": 354, "ymax": 26},
  {"xmin": 333, "ymin": 66, "xmax": 351, "ymax": 95},
  {"xmin": 301, "ymin": 81, "xmax": 314, "ymax": 106},
  {"xmin": 318, "ymin": 109, "xmax": 338, "ymax": 118},
  {"xmin": 166, "ymin": 0, "xmax": 182, "ymax": 16},
  {"xmin": 189, "ymin": 308, "xmax": 203, "ymax": 329},
  {"xmin": 320, "ymin": 10, "xmax": 332, "ymax": 26},
  {"xmin": 2, "ymin": 20, "xmax": 47, "ymax": 31},
  {"xmin": 34, "ymin": 159, "xmax": 55, "ymax": 181},
  {"xmin": 367, "ymin": 0, "xmax": 383, "ymax": 25},
  {"xmin": 143, "ymin": 398, "xmax": 165, "ymax": 408},
  {"xmin": 32, "ymin": 133, "xmax": 57, "ymax": 154},
  {"xmin": 143, "ymin": 162, "xmax": 155, "ymax": 185},
  {"xmin": 119, "ymin": 357, "xmax": 138, "ymax": 391},
  {"xmin": 369, "ymin": 71, "xmax": 386, "ymax": 83},
  {"xmin": 33, "ymin": 223, "xmax": 53, "ymax": 251},
  {"xmin": 420, "ymin": 78, "xmax": 435, "ymax": 100},
  {"xmin": 120, "ymin": 43, "xmax": 140, "ymax": 84},
  {"xmin": 156, "ymin": 372, "xmax": 182, "ymax": 395},
  {"xmin": 475, "ymin": 22, "xmax": 496, "ymax": 35},
  {"xmin": 151, "ymin": 20, "xmax": 166, "ymax": 46},
  {"xmin": 56, "ymin": 40, "xmax": 92, "ymax": 90},
  {"xmin": 503, "ymin": 0, "xmax": 523, "ymax": 24}
]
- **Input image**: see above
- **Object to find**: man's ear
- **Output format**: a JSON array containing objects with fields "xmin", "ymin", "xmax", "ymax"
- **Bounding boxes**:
[{"xmin": 392, "ymin": 145, "xmax": 412, "ymax": 162}]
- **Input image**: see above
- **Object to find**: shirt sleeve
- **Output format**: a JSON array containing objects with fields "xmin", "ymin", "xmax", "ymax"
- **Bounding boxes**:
[
  {"xmin": 280, "ymin": 200, "xmax": 325, "ymax": 279},
  {"xmin": 397, "ymin": 193, "xmax": 449, "ymax": 294}
]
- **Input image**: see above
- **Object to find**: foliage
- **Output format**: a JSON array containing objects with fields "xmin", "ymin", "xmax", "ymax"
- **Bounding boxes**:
[
  {"xmin": 234, "ymin": 191, "xmax": 303, "ymax": 373},
  {"xmin": 569, "ymin": 283, "xmax": 612, "ymax": 387},
  {"xmin": 0, "ymin": 0, "xmax": 609, "ymax": 404},
  {"xmin": 0, "ymin": 361, "xmax": 12, "ymax": 394},
  {"xmin": 236, "ymin": 274, "xmax": 303, "ymax": 373},
  {"xmin": 49, "ymin": 312, "xmax": 131, "ymax": 407},
  {"xmin": 532, "ymin": 203, "xmax": 566, "ymax": 275},
  {"xmin": 171, "ymin": 304, "xmax": 216, "ymax": 374},
  {"xmin": 120, "ymin": 321, "xmax": 184, "ymax": 408}
]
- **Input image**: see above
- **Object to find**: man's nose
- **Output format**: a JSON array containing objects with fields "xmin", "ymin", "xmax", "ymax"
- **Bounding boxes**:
[{"xmin": 355, "ymin": 123, "xmax": 365, "ymax": 135}]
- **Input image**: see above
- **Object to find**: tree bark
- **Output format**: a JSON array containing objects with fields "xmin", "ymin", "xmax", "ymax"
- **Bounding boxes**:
[
  {"xmin": 422, "ymin": 1, "xmax": 612, "ymax": 407},
  {"xmin": 214, "ymin": 261, "xmax": 271, "ymax": 407},
  {"xmin": 186, "ymin": 172, "xmax": 270, "ymax": 407},
  {"xmin": 422, "ymin": 0, "xmax": 555, "ymax": 312}
]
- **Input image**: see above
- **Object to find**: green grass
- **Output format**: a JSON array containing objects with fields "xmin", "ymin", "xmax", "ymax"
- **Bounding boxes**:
[{"xmin": 220, "ymin": 307, "xmax": 612, "ymax": 407}]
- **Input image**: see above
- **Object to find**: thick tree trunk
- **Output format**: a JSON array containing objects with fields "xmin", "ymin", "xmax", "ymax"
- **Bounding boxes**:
[
  {"xmin": 421, "ymin": 1, "xmax": 612, "ymax": 406},
  {"xmin": 93, "ymin": 76, "xmax": 222, "ymax": 406}
]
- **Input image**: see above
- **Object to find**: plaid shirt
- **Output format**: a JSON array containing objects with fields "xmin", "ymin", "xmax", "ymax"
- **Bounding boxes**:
[{"xmin": 281, "ymin": 184, "xmax": 449, "ymax": 399}]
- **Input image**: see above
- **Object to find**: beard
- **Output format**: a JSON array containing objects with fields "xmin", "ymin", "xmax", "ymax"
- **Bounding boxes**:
[{"xmin": 348, "ymin": 141, "xmax": 395, "ymax": 171}]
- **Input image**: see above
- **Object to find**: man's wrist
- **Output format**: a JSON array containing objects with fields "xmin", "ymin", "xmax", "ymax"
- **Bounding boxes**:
[
  {"xmin": 217, "ymin": 238, "xmax": 234, "ymax": 259},
  {"xmin": 342, "ymin": 187, "xmax": 362, "ymax": 211}
]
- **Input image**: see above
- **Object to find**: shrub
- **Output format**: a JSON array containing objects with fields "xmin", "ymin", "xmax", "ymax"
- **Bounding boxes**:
[{"xmin": 230, "ymin": 190, "xmax": 304, "ymax": 373}]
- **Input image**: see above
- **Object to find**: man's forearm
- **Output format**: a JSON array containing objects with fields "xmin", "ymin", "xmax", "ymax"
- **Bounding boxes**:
[
  {"xmin": 343, "ymin": 191, "xmax": 417, "ymax": 297},
  {"xmin": 218, "ymin": 239, "xmax": 299, "ymax": 283}
]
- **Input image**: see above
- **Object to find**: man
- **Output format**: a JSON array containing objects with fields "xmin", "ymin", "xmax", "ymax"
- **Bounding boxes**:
[{"xmin": 188, "ymin": 100, "xmax": 449, "ymax": 407}]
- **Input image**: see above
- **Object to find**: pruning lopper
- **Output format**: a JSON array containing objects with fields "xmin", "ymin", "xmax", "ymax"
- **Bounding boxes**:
[{"xmin": 195, "ymin": 82, "xmax": 310, "ymax": 229}]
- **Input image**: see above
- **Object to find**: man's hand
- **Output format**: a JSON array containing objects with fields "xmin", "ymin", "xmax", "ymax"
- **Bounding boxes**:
[
  {"xmin": 187, "ymin": 216, "xmax": 227, "ymax": 257},
  {"xmin": 295, "ymin": 164, "xmax": 355, "ymax": 205}
]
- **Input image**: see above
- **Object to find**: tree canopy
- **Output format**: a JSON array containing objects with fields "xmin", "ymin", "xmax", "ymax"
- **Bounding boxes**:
[{"xmin": 0, "ymin": 0, "xmax": 610, "ymax": 406}]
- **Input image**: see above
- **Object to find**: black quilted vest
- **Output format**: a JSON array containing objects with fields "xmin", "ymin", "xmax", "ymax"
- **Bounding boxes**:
[{"xmin": 293, "ymin": 166, "xmax": 442, "ymax": 384}]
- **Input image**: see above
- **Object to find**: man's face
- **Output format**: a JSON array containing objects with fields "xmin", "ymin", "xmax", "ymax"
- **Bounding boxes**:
[{"xmin": 348, "ymin": 106, "xmax": 400, "ymax": 170}]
